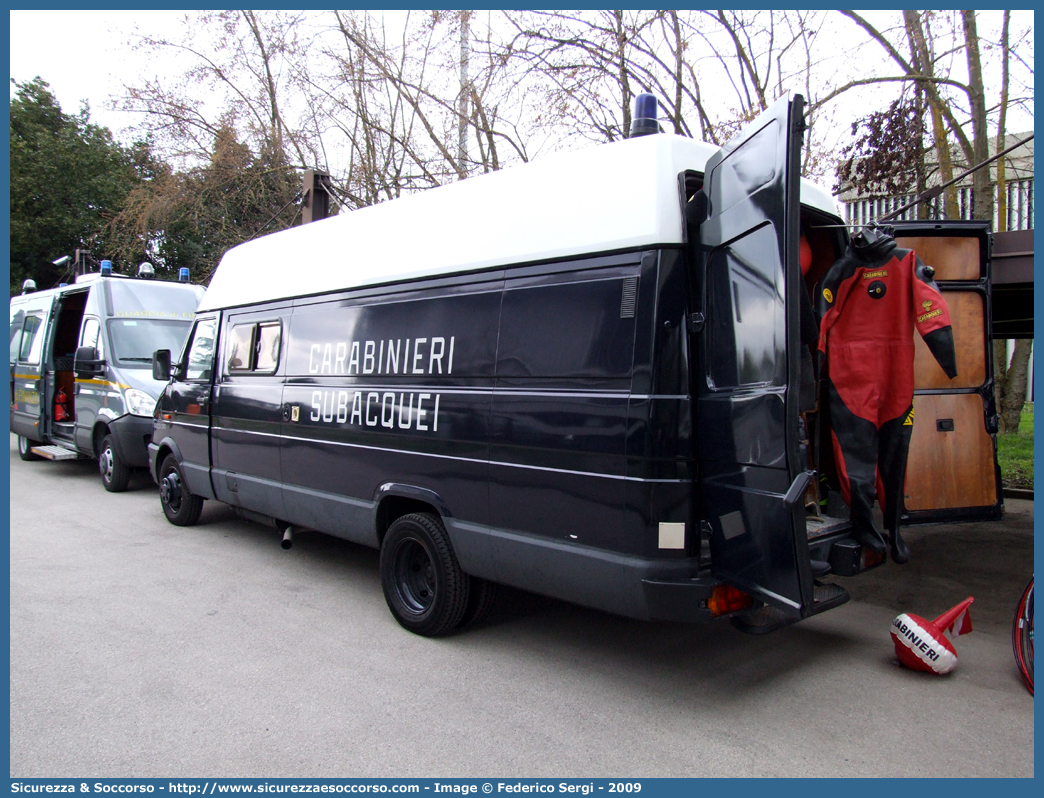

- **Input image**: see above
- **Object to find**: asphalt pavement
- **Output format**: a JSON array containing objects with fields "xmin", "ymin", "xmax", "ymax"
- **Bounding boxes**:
[{"xmin": 8, "ymin": 434, "xmax": 1035, "ymax": 777}]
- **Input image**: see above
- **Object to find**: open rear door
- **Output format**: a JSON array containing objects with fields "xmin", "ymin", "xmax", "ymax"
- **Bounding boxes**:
[
  {"xmin": 890, "ymin": 220, "xmax": 1003, "ymax": 524},
  {"xmin": 697, "ymin": 95, "xmax": 815, "ymax": 617},
  {"xmin": 11, "ymin": 292, "xmax": 55, "ymax": 442}
]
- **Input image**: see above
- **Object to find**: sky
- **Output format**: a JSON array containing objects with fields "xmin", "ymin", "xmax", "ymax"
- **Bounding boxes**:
[
  {"xmin": 9, "ymin": 10, "xmax": 187, "ymax": 142},
  {"xmin": 9, "ymin": 9, "xmax": 1035, "ymax": 178}
]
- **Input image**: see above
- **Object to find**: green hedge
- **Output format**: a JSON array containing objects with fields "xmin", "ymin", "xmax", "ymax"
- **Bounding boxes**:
[{"xmin": 997, "ymin": 404, "xmax": 1034, "ymax": 490}]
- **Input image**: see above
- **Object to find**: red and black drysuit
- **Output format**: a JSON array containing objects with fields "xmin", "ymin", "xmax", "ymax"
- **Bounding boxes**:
[{"xmin": 816, "ymin": 229, "xmax": 956, "ymax": 563}]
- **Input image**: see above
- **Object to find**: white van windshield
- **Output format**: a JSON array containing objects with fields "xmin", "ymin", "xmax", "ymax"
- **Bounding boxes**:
[
  {"xmin": 107, "ymin": 279, "xmax": 202, "ymax": 321},
  {"xmin": 107, "ymin": 318, "xmax": 193, "ymax": 366}
]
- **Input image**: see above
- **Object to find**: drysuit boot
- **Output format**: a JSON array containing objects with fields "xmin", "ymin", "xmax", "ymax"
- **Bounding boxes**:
[
  {"xmin": 888, "ymin": 527, "xmax": 911, "ymax": 565},
  {"xmin": 853, "ymin": 527, "xmax": 887, "ymax": 558}
]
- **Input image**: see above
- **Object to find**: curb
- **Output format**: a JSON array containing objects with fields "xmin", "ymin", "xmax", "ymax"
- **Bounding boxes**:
[{"xmin": 1003, "ymin": 488, "xmax": 1034, "ymax": 500}]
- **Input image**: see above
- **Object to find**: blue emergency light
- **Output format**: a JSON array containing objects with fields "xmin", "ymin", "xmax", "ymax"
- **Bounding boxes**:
[
  {"xmin": 629, "ymin": 93, "xmax": 660, "ymax": 138},
  {"xmin": 100, "ymin": 260, "xmax": 112, "ymax": 276},
  {"xmin": 179, "ymin": 268, "xmax": 190, "ymax": 283}
]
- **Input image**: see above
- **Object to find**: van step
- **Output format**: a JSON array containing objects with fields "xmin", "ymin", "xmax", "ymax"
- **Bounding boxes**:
[
  {"xmin": 810, "ymin": 581, "xmax": 850, "ymax": 613},
  {"xmin": 30, "ymin": 445, "xmax": 82, "ymax": 461},
  {"xmin": 805, "ymin": 513, "xmax": 849, "ymax": 541},
  {"xmin": 730, "ymin": 582, "xmax": 851, "ymax": 635}
]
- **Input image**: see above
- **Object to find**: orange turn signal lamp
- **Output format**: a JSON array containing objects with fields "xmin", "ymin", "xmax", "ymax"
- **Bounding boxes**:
[{"xmin": 707, "ymin": 584, "xmax": 755, "ymax": 617}]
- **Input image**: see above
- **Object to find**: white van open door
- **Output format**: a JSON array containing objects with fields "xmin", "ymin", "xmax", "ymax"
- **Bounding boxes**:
[{"xmin": 11, "ymin": 292, "xmax": 56, "ymax": 442}]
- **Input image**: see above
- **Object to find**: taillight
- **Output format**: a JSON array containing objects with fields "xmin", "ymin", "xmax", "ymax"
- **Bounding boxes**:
[
  {"xmin": 708, "ymin": 584, "xmax": 755, "ymax": 617},
  {"xmin": 861, "ymin": 547, "xmax": 885, "ymax": 570}
]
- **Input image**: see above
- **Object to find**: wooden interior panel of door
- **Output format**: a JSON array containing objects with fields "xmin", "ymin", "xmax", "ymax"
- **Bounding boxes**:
[
  {"xmin": 913, "ymin": 291, "xmax": 987, "ymax": 389},
  {"xmin": 896, "ymin": 235, "xmax": 980, "ymax": 281},
  {"xmin": 904, "ymin": 393, "xmax": 997, "ymax": 511}
]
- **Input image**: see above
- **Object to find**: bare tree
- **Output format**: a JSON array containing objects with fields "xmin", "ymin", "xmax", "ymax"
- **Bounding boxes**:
[{"xmin": 837, "ymin": 11, "xmax": 1032, "ymax": 221}]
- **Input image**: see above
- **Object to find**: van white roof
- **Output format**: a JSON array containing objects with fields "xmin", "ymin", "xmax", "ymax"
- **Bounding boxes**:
[{"xmin": 198, "ymin": 133, "xmax": 840, "ymax": 312}]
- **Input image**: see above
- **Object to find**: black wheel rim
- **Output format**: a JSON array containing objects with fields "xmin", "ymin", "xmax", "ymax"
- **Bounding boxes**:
[
  {"xmin": 393, "ymin": 537, "xmax": 436, "ymax": 615},
  {"xmin": 161, "ymin": 469, "xmax": 183, "ymax": 512}
]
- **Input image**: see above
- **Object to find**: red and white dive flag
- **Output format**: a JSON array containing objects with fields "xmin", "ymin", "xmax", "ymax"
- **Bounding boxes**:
[{"xmin": 890, "ymin": 597, "xmax": 975, "ymax": 675}]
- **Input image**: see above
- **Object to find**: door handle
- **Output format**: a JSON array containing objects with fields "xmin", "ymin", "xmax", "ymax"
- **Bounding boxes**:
[{"xmin": 784, "ymin": 470, "xmax": 815, "ymax": 509}]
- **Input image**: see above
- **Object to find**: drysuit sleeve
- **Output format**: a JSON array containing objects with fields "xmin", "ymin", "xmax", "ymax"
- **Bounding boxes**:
[{"xmin": 911, "ymin": 254, "xmax": 957, "ymax": 379}]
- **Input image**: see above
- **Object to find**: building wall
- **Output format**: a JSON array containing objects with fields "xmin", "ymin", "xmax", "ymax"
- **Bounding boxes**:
[{"xmin": 839, "ymin": 132, "xmax": 1034, "ymax": 232}]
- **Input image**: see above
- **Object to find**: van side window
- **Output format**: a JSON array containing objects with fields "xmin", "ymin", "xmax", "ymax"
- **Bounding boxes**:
[
  {"xmin": 185, "ymin": 317, "xmax": 218, "ymax": 381},
  {"xmin": 255, "ymin": 323, "xmax": 281, "ymax": 372},
  {"xmin": 18, "ymin": 315, "xmax": 44, "ymax": 364},
  {"xmin": 497, "ymin": 275, "xmax": 635, "ymax": 379},
  {"xmin": 226, "ymin": 324, "xmax": 255, "ymax": 372},
  {"xmin": 225, "ymin": 321, "xmax": 281, "ymax": 374}
]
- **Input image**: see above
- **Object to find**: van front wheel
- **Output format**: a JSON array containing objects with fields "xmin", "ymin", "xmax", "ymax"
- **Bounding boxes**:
[
  {"xmin": 99, "ymin": 434, "xmax": 130, "ymax": 492},
  {"xmin": 380, "ymin": 513, "xmax": 469, "ymax": 637},
  {"xmin": 17, "ymin": 436, "xmax": 41, "ymax": 461},
  {"xmin": 159, "ymin": 454, "xmax": 203, "ymax": 526}
]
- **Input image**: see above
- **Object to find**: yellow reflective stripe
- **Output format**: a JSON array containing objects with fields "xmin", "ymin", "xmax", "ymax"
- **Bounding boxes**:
[
  {"xmin": 12, "ymin": 375, "xmax": 129, "ymax": 389},
  {"xmin": 75, "ymin": 378, "xmax": 131, "ymax": 390}
]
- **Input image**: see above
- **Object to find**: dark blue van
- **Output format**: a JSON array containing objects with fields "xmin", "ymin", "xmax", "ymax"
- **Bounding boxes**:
[{"xmin": 149, "ymin": 96, "xmax": 1001, "ymax": 636}]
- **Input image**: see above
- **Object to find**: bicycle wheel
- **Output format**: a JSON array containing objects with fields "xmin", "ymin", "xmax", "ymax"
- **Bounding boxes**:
[{"xmin": 1012, "ymin": 577, "xmax": 1033, "ymax": 696}]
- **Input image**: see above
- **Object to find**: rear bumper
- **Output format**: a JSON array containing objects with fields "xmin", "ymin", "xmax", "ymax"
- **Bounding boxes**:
[{"xmin": 640, "ymin": 576, "xmax": 718, "ymax": 623}]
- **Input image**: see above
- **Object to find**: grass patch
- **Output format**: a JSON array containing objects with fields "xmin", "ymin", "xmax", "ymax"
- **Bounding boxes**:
[{"xmin": 997, "ymin": 403, "xmax": 1034, "ymax": 490}]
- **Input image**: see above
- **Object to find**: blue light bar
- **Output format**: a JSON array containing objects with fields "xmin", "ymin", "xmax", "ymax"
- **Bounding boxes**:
[
  {"xmin": 100, "ymin": 260, "xmax": 113, "ymax": 276},
  {"xmin": 179, "ymin": 268, "xmax": 190, "ymax": 283}
]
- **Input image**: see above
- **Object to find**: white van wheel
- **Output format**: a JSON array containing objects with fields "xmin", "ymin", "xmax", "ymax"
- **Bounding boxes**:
[
  {"xmin": 99, "ymin": 434, "xmax": 130, "ymax": 492},
  {"xmin": 17, "ymin": 436, "xmax": 41, "ymax": 461}
]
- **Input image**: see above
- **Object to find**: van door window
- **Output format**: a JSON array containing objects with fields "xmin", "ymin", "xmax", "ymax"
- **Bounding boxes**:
[
  {"xmin": 80, "ymin": 317, "xmax": 104, "ymax": 358},
  {"xmin": 10, "ymin": 308, "xmax": 26, "ymax": 361},
  {"xmin": 185, "ymin": 318, "xmax": 218, "ymax": 381},
  {"xmin": 18, "ymin": 315, "xmax": 44, "ymax": 364},
  {"xmin": 705, "ymin": 226, "xmax": 783, "ymax": 389}
]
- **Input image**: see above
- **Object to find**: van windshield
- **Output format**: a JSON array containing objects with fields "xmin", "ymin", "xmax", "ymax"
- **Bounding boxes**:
[
  {"xmin": 107, "ymin": 318, "xmax": 193, "ymax": 366},
  {"xmin": 106, "ymin": 279, "xmax": 202, "ymax": 322}
]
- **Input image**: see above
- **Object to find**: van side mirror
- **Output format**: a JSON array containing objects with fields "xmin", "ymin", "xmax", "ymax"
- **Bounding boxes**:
[
  {"xmin": 152, "ymin": 349, "xmax": 172, "ymax": 381},
  {"xmin": 74, "ymin": 346, "xmax": 104, "ymax": 378}
]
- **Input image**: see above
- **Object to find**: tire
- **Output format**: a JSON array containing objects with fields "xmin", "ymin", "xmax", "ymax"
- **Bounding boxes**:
[
  {"xmin": 98, "ymin": 434, "xmax": 131, "ymax": 492},
  {"xmin": 380, "ymin": 513, "xmax": 469, "ymax": 637},
  {"xmin": 458, "ymin": 576, "xmax": 499, "ymax": 629},
  {"xmin": 1012, "ymin": 577, "xmax": 1034, "ymax": 696},
  {"xmin": 158, "ymin": 453, "xmax": 203, "ymax": 526},
  {"xmin": 17, "ymin": 435, "xmax": 41, "ymax": 461}
]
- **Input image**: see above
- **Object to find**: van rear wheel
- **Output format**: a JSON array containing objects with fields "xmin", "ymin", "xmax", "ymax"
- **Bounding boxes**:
[
  {"xmin": 380, "ymin": 513, "xmax": 468, "ymax": 637},
  {"xmin": 17, "ymin": 436, "xmax": 41, "ymax": 461},
  {"xmin": 159, "ymin": 454, "xmax": 203, "ymax": 526},
  {"xmin": 99, "ymin": 434, "xmax": 130, "ymax": 492}
]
